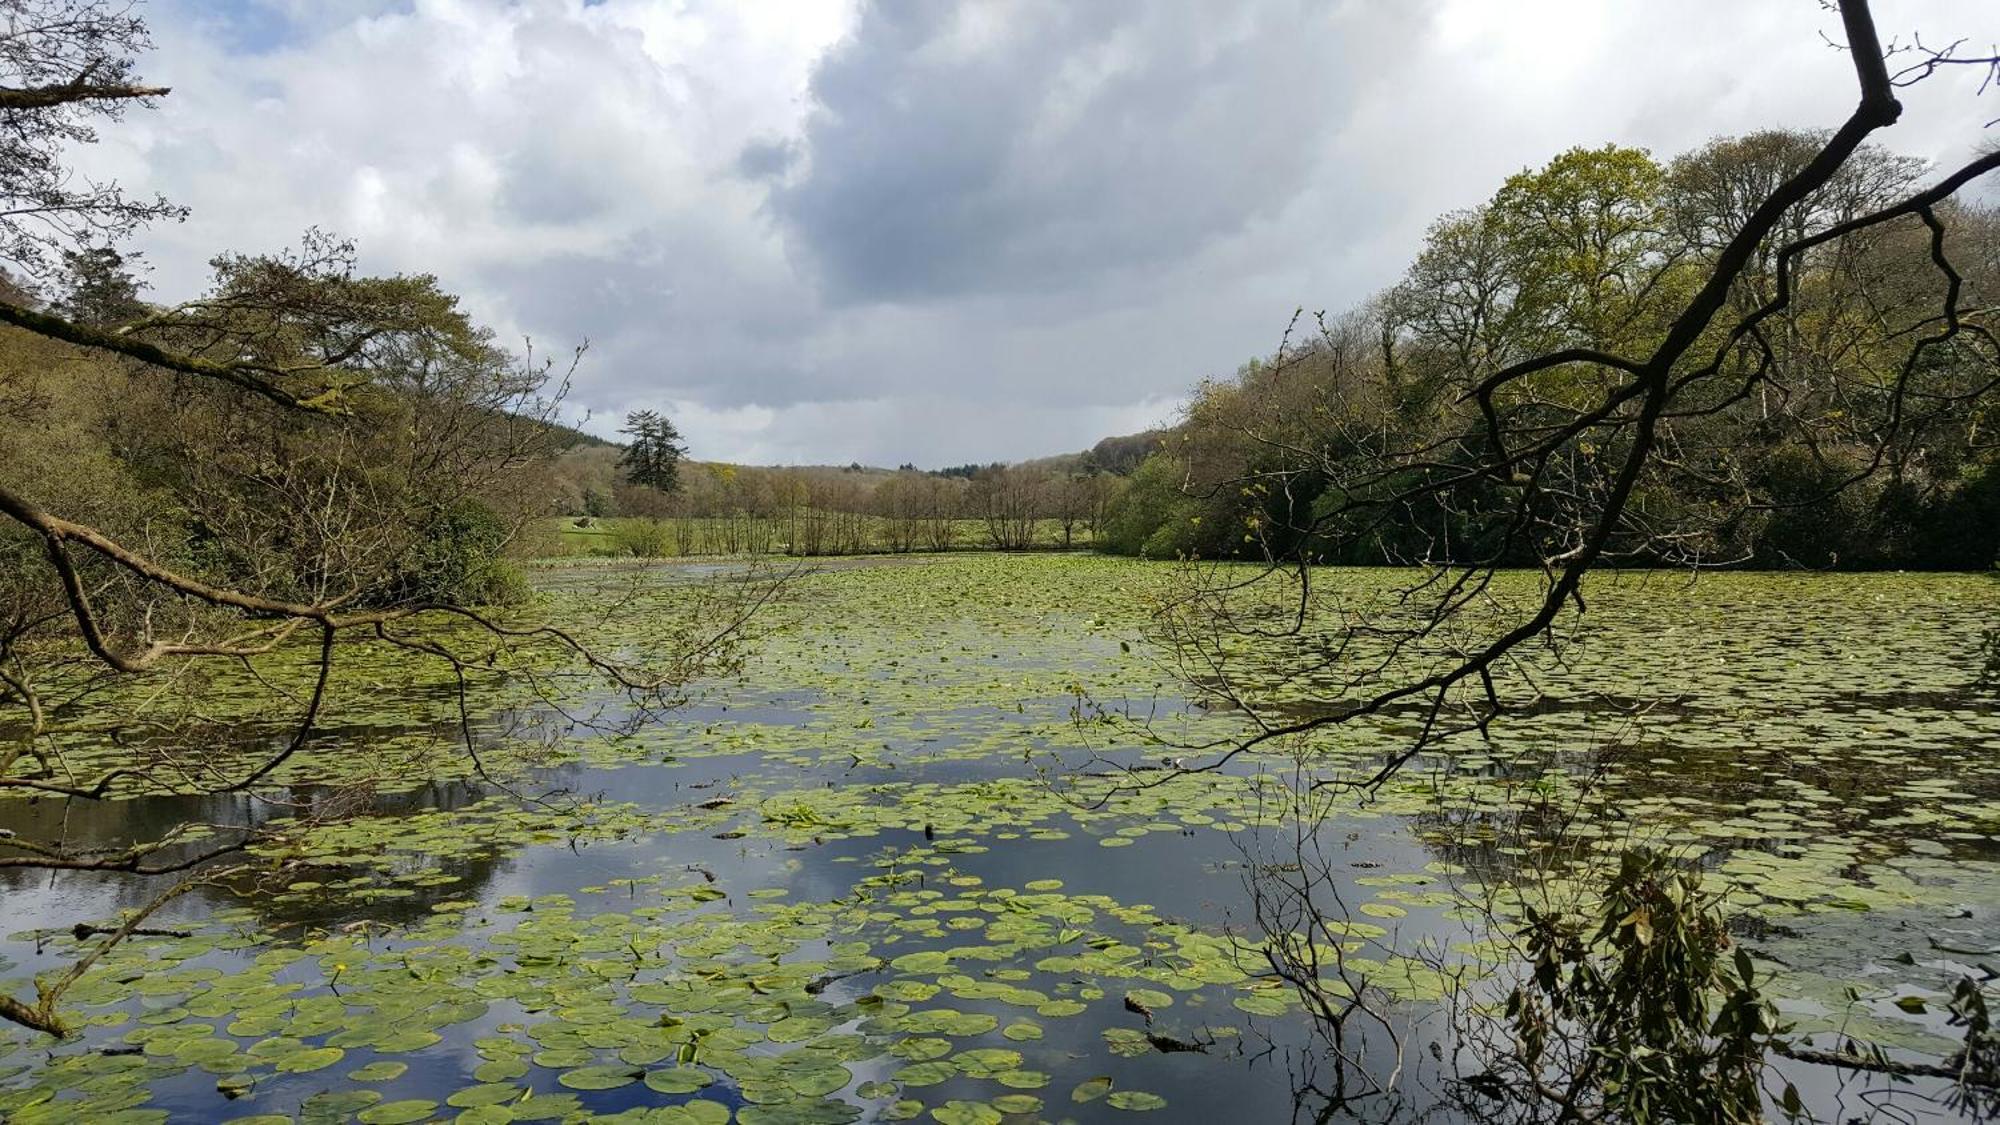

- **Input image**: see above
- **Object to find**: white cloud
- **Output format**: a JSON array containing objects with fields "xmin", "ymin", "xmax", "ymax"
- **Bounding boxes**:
[{"xmin": 68, "ymin": 0, "xmax": 2000, "ymax": 466}]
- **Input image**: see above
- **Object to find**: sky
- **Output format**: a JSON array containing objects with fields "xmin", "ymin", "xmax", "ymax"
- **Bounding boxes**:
[{"xmin": 80, "ymin": 0, "xmax": 2000, "ymax": 466}]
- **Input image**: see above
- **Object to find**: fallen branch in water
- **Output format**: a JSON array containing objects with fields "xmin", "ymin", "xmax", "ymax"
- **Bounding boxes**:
[
  {"xmin": 69, "ymin": 922, "xmax": 191, "ymax": 940},
  {"xmin": 1777, "ymin": 1044, "xmax": 2000, "ymax": 1091}
]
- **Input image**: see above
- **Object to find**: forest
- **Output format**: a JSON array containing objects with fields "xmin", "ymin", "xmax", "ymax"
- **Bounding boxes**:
[{"xmin": 1096, "ymin": 135, "xmax": 2000, "ymax": 570}]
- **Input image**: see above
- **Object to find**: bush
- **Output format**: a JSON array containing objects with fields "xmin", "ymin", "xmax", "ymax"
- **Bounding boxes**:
[
  {"xmin": 1744, "ymin": 446, "xmax": 1878, "ymax": 569},
  {"xmin": 611, "ymin": 518, "xmax": 674, "ymax": 558},
  {"xmin": 1098, "ymin": 455, "xmax": 1199, "ymax": 556},
  {"xmin": 1503, "ymin": 848, "xmax": 1786, "ymax": 1122},
  {"xmin": 1912, "ymin": 459, "xmax": 2000, "ymax": 570},
  {"xmin": 390, "ymin": 498, "xmax": 526, "ymax": 605}
]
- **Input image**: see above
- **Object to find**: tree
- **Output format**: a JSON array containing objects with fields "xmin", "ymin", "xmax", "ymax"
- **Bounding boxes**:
[
  {"xmin": 1081, "ymin": 470, "xmax": 1126, "ymax": 542},
  {"xmin": 873, "ymin": 470, "xmax": 930, "ymax": 552},
  {"xmin": 1488, "ymin": 144, "xmax": 1683, "ymax": 357},
  {"xmin": 1050, "ymin": 472, "xmax": 1096, "ymax": 550},
  {"xmin": 0, "ymin": 0, "xmax": 184, "ymax": 281},
  {"xmin": 618, "ymin": 408, "xmax": 687, "ymax": 493},
  {"xmin": 1100, "ymin": 1, "xmax": 2000, "ymax": 1108},
  {"xmin": 1082, "ymin": 430, "xmax": 1165, "ymax": 475},
  {"xmin": 49, "ymin": 245, "xmax": 148, "ymax": 326},
  {"xmin": 1105, "ymin": 122, "xmax": 2000, "ymax": 570},
  {"xmin": 0, "ymin": 0, "xmax": 773, "ymax": 1037},
  {"xmin": 1389, "ymin": 206, "xmax": 1521, "ymax": 380},
  {"xmin": 969, "ymin": 465, "xmax": 1045, "ymax": 550}
]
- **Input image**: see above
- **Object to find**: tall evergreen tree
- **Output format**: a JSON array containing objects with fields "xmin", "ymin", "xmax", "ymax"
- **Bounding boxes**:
[
  {"xmin": 51, "ymin": 246, "xmax": 149, "ymax": 327},
  {"xmin": 618, "ymin": 409, "xmax": 686, "ymax": 493}
]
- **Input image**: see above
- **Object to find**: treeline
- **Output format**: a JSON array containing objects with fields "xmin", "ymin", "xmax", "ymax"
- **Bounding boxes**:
[
  {"xmin": 547, "ymin": 457, "xmax": 1128, "ymax": 557},
  {"xmin": 1093, "ymin": 131, "xmax": 2000, "ymax": 570}
]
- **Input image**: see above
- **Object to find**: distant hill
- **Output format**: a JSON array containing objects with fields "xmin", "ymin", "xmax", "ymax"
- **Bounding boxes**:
[
  {"xmin": 1079, "ymin": 429, "xmax": 1168, "ymax": 476},
  {"xmin": 539, "ymin": 417, "xmax": 616, "ymax": 449}
]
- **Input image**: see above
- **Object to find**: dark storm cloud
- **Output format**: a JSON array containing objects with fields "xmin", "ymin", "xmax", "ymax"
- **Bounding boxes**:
[{"xmin": 769, "ymin": 0, "xmax": 1391, "ymax": 304}]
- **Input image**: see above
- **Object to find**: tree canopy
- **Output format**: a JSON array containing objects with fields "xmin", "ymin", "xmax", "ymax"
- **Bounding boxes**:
[
  {"xmin": 1097, "ymin": 130, "xmax": 2000, "ymax": 571},
  {"xmin": 618, "ymin": 408, "xmax": 687, "ymax": 493}
]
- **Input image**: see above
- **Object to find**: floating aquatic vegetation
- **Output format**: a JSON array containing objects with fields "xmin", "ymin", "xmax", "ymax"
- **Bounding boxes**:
[{"xmin": 3, "ymin": 558, "xmax": 1996, "ymax": 1121}]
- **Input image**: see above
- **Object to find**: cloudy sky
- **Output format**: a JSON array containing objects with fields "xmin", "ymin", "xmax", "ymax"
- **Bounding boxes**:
[{"xmin": 85, "ymin": 0, "xmax": 1998, "ymax": 466}]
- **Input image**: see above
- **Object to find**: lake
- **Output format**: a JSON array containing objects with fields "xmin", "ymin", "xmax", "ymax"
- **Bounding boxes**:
[{"xmin": 2, "ymin": 555, "xmax": 1995, "ymax": 1123}]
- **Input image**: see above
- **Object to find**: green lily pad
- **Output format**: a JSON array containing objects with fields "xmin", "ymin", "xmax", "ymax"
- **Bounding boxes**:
[
  {"xmin": 558, "ymin": 1064, "xmax": 642, "ymax": 1090},
  {"xmin": 1072, "ymin": 1076, "xmax": 1114, "ymax": 1103},
  {"xmin": 645, "ymin": 1067, "xmax": 715, "ymax": 1094},
  {"xmin": 1232, "ymin": 992, "xmax": 1289, "ymax": 1016},
  {"xmin": 347, "ymin": 1061, "xmax": 408, "ymax": 1083},
  {"xmin": 356, "ymin": 1101, "xmax": 439, "ymax": 1125},
  {"xmin": 930, "ymin": 1102, "xmax": 1001, "ymax": 1125},
  {"xmin": 445, "ymin": 1083, "xmax": 521, "ymax": 1108},
  {"xmin": 273, "ymin": 1046, "xmax": 344, "ymax": 1074}
]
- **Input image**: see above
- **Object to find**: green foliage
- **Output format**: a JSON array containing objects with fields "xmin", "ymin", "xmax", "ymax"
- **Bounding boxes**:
[
  {"xmin": 388, "ymin": 499, "xmax": 526, "ymax": 606},
  {"xmin": 610, "ymin": 516, "xmax": 674, "ymax": 558},
  {"xmin": 1098, "ymin": 454, "xmax": 1198, "ymax": 557},
  {"xmin": 1093, "ymin": 130, "xmax": 1998, "ymax": 571},
  {"xmin": 49, "ymin": 247, "xmax": 149, "ymax": 328},
  {"xmin": 1914, "ymin": 460, "xmax": 2000, "ymax": 570},
  {"xmin": 4, "ymin": 231, "xmax": 577, "ymax": 628},
  {"xmin": 1489, "ymin": 144, "xmax": 1682, "ymax": 355},
  {"xmin": 1744, "ymin": 446, "xmax": 1879, "ymax": 568},
  {"xmin": 619, "ymin": 409, "xmax": 686, "ymax": 494},
  {"xmin": 1506, "ymin": 849, "xmax": 1789, "ymax": 1123},
  {"xmin": 1083, "ymin": 430, "xmax": 1165, "ymax": 476}
]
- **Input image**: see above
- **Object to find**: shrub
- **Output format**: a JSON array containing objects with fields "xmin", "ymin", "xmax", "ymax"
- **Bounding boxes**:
[
  {"xmin": 611, "ymin": 517, "xmax": 674, "ymax": 558},
  {"xmin": 390, "ymin": 498, "xmax": 526, "ymax": 605},
  {"xmin": 1098, "ymin": 454, "xmax": 1199, "ymax": 556},
  {"xmin": 1503, "ymin": 848, "xmax": 1788, "ymax": 1123}
]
